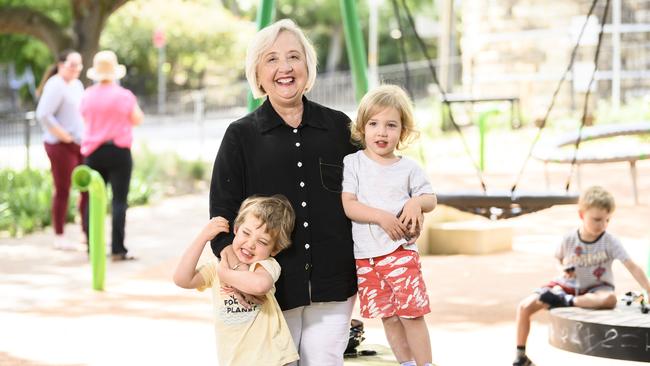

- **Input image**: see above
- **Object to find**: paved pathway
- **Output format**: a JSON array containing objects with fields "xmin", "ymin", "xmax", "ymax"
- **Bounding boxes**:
[{"xmin": 2, "ymin": 185, "xmax": 649, "ymax": 365}]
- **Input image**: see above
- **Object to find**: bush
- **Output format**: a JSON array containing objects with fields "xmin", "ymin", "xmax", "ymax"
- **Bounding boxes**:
[
  {"xmin": 0, "ymin": 169, "xmax": 77, "ymax": 237},
  {"xmin": 0, "ymin": 149, "xmax": 211, "ymax": 237}
]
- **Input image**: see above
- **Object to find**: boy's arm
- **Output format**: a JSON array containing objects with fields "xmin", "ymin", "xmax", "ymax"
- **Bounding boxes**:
[
  {"xmin": 414, "ymin": 193, "xmax": 437, "ymax": 213},
  {"xmin": 623, "ymin": 259, "xmax": 650, "ymax": 293},
  {"xmin": 217, "ymin": 263, "xmax": 274, "ymax": 296},
  {"xmin": 341, "ymin": 192, "xmax": 407, "ymax": 241},
  {"xmin": 398, "ymin": 193, "xmax": 437, "ymax": 237},
  {"xmin": 173, "ymin": 217, "xmax": 229, "ymax": 289},
  {"xmin": 219, "ymin": 245, "xmax": 245, "ymax": 271}
]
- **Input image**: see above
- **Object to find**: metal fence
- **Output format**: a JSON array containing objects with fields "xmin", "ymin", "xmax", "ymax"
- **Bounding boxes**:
[
  {"xmin": 0, "ymin": 111, "xmax": 38, "ymax": 169},
  {"xmin": 0, "ymin": 59, "xmax": 462, "ymax": 170},
  {"xmin": 132, "ymin": 60, "xmax": 451, "ymax": 118}
]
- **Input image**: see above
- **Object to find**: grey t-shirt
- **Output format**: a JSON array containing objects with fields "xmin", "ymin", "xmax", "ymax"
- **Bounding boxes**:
[
  {"xmin": 342, "ymin": 150, "xmax": 434, "ymax": 259},
  {"xmin": 555, "ymin": 230, "xmax": 630, "ymax": 291},
  {"xmin": 36, "ymin": 75, "xmax": 84, "ymax": 144}
]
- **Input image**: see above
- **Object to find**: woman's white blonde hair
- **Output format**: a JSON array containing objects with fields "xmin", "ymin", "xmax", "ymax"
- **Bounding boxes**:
[{"xmin": 245, "ymin": 19, "xmax": 318, "ymax": 99}]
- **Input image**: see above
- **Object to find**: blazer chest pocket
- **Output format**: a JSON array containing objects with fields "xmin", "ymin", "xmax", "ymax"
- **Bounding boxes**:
[{"xmin": 319, "ymin": 158, "xmax": 343, "ymax": 193}]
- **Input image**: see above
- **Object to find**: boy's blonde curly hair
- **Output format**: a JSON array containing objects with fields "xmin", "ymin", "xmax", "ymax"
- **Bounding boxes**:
[
  {"xmin": 578, "ymin": 186, "xmax": 616, "ymax": 213},
  {"xmin": 351, "ymin": 84, "xmax": 419, "ymax": 150},
  {"xmin": 234, "ymin": 194, "xmax": 295, "ymax": 254}
]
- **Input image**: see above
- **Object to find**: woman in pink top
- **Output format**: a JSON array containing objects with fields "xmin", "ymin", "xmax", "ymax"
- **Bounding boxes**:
[{"xmin": 81, "ymin": 50, "xmax": 143, "ymax": 261}]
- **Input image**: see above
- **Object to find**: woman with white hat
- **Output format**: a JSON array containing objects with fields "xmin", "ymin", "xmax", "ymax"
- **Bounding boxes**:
[{"xmin": 81, "ymin": 50, "xmax": 144, "ymax": 261}]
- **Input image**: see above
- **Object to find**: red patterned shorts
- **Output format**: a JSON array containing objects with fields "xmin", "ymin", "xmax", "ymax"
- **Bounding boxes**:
[{"xmin": 356, "ymin": 246, "xmax": 430, "ymax": 319}]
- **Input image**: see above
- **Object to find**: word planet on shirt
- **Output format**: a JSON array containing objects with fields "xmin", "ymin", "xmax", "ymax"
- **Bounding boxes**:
[{"xmin": 219, "ymin": 294, "xmax": 260, "ymax": 325}]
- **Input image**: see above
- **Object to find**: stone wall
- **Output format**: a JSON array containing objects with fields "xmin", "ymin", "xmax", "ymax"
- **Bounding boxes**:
[{"xmin": 459, "ymin": 0, "xmax": 650, "ymax": 120}]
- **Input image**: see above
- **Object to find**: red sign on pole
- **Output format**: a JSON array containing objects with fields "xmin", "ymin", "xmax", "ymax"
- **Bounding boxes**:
[{"xmin": 153, "ymin": 28, "xmax": 166, "ymax": 48}]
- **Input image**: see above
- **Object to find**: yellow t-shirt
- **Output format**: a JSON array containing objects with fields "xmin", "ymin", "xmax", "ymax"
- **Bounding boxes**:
[{"xmin": 198, "ymin": 258, "xmax": 299, "ymax": 366}]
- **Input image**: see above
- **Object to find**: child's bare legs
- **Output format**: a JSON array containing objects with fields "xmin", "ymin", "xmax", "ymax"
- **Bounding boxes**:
[
  {"xmin": 573, "ymin": 290, "xmax": 616, "ymax": 309},
  {"xmin": 402, "ymin": 316, "xmax": 432, "ymax": 365},
  {"xmin": 383, "ymin": 315, "xmax": 412, "ymax": 362},
  {"xmin": 383, "ymin": 315, "xmax": 432, "ymax": 365},
  {"xmin": 515, "ymin": 293, "xmax": 546, "ymax": 347}
]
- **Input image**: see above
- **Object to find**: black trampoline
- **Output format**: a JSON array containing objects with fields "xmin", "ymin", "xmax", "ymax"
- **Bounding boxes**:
[{"xmin": 436, "ymin": 191, "xmax": 578, "ymax": 220}]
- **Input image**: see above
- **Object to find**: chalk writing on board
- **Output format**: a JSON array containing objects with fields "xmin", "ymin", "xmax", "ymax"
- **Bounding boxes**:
[{"xmin": 550, "ymin": 318, "xmax": 650, "ymax": 362}]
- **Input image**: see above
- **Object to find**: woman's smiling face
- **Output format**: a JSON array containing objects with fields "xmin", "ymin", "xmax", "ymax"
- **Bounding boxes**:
[{"xmin": 256, "ymin": 31, "xmax": 308, "ymax": 107}]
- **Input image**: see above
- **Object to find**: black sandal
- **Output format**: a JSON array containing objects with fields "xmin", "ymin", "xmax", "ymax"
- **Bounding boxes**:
[{"xmin": 111, "ymin": 253, "xmax": 137, "ymax": 262}]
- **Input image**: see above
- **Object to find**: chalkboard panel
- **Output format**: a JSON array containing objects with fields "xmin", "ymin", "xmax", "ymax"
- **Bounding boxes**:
[{"xmin": 549, "ymin": 305, "xmax": 650, "ymax": 362}]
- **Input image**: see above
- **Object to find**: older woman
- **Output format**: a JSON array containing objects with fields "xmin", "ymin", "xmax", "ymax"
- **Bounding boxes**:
[
  {"xmin": 36, "ymin": 49, "xmax": 88, "ymax": 250},
  {"xmin": 209, "ymin": 19, "xmax": 357, "ymax": 365},
  {"xmin": 81, "ymin": 50, "xmax": 144, "ymax": 261}
]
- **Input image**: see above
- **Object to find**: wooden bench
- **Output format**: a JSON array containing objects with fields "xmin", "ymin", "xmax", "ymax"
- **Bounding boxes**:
[{"xmin": 533, "ymin": 122, "xmax": 650, "ymax": 204}]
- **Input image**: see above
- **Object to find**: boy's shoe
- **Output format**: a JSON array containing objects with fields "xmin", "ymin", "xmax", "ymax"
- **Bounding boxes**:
[
  {"xmin": 539, "ymin": 288, "xmax": 571, "ymax": 309},
  {"xmin": 512, "ymin": 355, "xmax": 534, "ymax": 366}
]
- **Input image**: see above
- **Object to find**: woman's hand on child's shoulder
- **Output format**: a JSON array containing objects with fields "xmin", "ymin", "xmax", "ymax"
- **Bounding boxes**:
[{"xmin": 201, "ymin": 216, "xmax": 230, "ymax": 240}]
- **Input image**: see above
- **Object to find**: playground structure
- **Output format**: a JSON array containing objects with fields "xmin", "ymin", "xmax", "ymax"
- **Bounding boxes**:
[
  {"xmin": 534, "ymin": 121, "xmax": 650, "ymax": 204},
  {"xmin": 71, "ymin": 165, "xmax": 107, "ymax": 291},
  {"xmin": 549, "ymin": 304, "xmax": 650, "ymax": 362}
]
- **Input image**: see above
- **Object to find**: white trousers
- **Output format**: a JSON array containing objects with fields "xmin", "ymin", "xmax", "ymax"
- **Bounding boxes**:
[{"xmin": 283, "ymin": 295, "xmax": 356, "ymax": 366}]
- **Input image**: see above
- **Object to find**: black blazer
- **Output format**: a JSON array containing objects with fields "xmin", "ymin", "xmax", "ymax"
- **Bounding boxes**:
[{"xmin": 209, "ymin": 96, "xmax": 358, "ymax": 310}]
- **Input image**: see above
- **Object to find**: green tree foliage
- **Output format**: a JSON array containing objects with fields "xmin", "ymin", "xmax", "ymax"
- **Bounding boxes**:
[
  {"xmin": 0, "ymin": 0, "xmax": 131, "ymax": 88},
  {"xmin": 0, "ymin": 0, "xmax": 68, "ymax": 71},
  {"xmin": 376, "ymin": 0, "xmax": 439, "ymax": 65},
  {"xmin": 271, "ymin": 0, "xmax": 437, "ymax": 71},
  {"xmin": 102, "ymin": 0, "xmax": 254, "ymax": 94},
  {"xmin": 0, "ymin": 0, "xmax": 436, "ymax": 103},
  {"xmin": 0, "ymin": 0, "xmax": 73, "ymax": 102}
]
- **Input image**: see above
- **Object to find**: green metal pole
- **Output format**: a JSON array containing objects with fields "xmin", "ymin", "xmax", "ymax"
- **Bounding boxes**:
[
  {"xmin": 248, "ymin": 0, "xmax": 276, "ymax": 111},
  {"xmin": 72, "ymin": 165, "xmax": 107, "ymax": 291},
  {"xmin": 477, "ymin": 109, "xmax": 500, "ymax": 172},
  {"xmin": 340, "ymin": 0, "xmax": 369, "ymax": 102}
]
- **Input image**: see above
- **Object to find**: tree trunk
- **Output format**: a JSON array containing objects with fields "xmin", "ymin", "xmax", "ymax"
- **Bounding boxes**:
[
  {"xmin": 72, "ymin": 0, "xmax": 129, "ymax": 84},
  {"xmin": 72, "ymin": 3, "xmax": 107, "ymax": 84}
]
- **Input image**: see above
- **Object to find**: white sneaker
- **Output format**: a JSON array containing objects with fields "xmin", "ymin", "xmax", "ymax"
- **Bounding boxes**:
[{"xmin": 53, "ymin": 236, "xmax": 83, "ymax": 251}]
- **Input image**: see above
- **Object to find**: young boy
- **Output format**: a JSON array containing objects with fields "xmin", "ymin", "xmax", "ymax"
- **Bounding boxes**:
[
  {"xmin": 513, "ymin": 186, "xmax": 650, "ymax": 366},
  {"xmin": 174, "ymin": 195, "xmax": 299, "ymax": 366},
  {"xmin": 342, "ymin": 85, "xmax": 437, "ymax": 366}
]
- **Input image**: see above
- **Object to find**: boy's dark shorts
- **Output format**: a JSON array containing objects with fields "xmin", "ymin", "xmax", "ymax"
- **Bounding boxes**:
[{"xmin": 534, "ymin": 280, "xmax": 614, "ymax": 296}]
